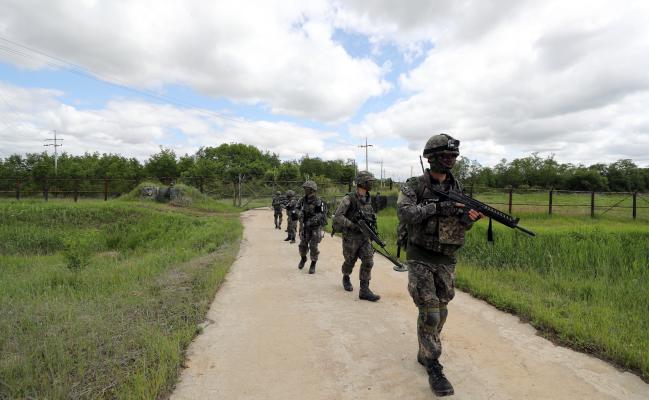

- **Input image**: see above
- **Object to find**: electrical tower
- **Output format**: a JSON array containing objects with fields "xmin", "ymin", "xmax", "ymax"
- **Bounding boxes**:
[
  {"xmin": 44, "ymin": 130, "xmax": 63, "ymax": 175},
  {"xmin": 358, "ymin": 137, "xmax": 373, "ymax": 172}
]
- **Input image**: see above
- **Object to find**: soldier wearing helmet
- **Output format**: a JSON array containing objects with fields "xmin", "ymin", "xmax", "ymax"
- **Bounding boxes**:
[
  {"xmin": 272, "ymin": 190, "xmax": 285, "ymax": 229},
  {"xmin": 333, "ymin": 171, "xmax": 381, "ymax": 301},
  {"xmin": 284, "ymin": 190, "xmax": 298, "ymax": 243},
  {"xmin": 296, "ymin": 180, "xmax": 328, "ymax": 274},
  {"xmin": 396, "ymin": 133, "xmax": 482, "ymax": 396}
]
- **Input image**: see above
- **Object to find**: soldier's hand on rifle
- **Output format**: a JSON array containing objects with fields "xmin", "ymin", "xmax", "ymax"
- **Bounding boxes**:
[
  {"xmin": 467, "ymin": 209, "xmax": 483, "ymax": 221},
  {"xmin": 438, "ymin": 201, "xmax": 464, "ymax": 216}
]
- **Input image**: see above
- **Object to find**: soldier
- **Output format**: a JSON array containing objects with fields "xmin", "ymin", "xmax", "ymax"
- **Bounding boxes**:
[
  {"xmin": 333, "ymin": 171, "xmax": 381, "ymax": 302},
  {"xmin": 297, "ymin": 180, "xmax": 327, "ymax": 274},
  {"xmin": 284, "ymin": 190, "xmax": 298, "ymax": 243},
  {"xmin": 271, "ymin": 190, "xmax": 284, "ymax": 229},
  {"xmin": 397, "ymin": 133, "xmax": 482, "ymax": 397}
]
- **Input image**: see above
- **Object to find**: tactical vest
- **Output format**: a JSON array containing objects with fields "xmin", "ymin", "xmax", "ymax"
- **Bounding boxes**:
[
  {"xmin": 299, "ymin": 196, "xmax": 327, "ymax": 227},
  {"xmin": 342, "ymin": 192, "xmax": 374, "ymax": 236},
  {"xmin": 407, "ymin": 173, "xmax": 466, "ymax": 255}
]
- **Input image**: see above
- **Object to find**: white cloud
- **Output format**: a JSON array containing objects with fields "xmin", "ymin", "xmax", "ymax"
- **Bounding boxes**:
[
  {"xmin": 0, "ymin": 83, "xmax": 347, "ymax": 162},
  {"xmin": 0, "ymin": 0, "xmax": 388, "ymax": 122},
  {"xmin": 350, "ymin": 0, "xmax": 649, "ymax": 166}
]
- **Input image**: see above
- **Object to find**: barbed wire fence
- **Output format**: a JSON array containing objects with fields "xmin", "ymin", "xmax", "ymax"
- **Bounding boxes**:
[{"xmin": 1, "ymin": 177, "xmax": 647, "ymax": 219}]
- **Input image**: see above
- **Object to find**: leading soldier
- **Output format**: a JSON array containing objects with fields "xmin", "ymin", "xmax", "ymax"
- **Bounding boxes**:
[
  {"xmin": 297, "ymin": 180, "xmax": 327, "ymax": 274},
  {"xmin": 397, "ymin": 133, "xmax": 482, "ymax": 397},
  {"xmin": 333, "ymin": 171, "xmax": 381, "ymax": 302}
]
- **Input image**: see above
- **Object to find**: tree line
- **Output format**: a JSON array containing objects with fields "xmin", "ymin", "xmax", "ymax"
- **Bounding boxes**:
[
  {"xmin": 1, "ymin": 144, "xmax": 648, "ymax": 192},
  {"xmin": 0, "ymin": 143, "xmax": 356, "ymax": 187}
]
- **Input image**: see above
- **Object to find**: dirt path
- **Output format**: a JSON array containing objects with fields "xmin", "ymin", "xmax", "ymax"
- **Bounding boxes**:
[{"xmin": 171, "ymin": 209, "xmax": 649, "ymax": 399}]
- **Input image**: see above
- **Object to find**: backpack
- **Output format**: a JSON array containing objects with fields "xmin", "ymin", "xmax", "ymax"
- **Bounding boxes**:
[{"xmin": 331, "ymin": 193, "xmax": 358, "ymax": 234}]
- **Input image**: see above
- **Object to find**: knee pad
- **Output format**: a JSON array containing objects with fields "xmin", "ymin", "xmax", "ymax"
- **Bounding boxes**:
[{"xmin": 419, "ymin": 305, "xmax": 441, "ymax": 333}]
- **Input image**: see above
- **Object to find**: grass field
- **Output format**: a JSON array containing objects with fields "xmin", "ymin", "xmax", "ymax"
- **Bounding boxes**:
[
  {"xmin": 0, "ymin": 196, "xmax": 242, "ymax": 399},
  {"xmin": 376, "ymin": 193, "xmax": 649, "ymax": 380}
]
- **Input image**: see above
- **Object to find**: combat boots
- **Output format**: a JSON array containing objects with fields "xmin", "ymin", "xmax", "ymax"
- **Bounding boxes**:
[
  {"xmin": 284, "ymin": 236, "xmax": 291, "ymax": 241},
  {"xmin": 290, "ymin": 235, "xmax": 295, "ymax": 244},
  {"xmin": 308, "ymin": 260, "xmax": 316, "ymax": 274},
  {"xmin": 428, "ymin": 359, "xmax": 454, "ymax": 397},
  {"xmin": 342, "ymin": 274, "xmax": 353, "ymax": 291},
  {"xmin": 359, "ymin": 280, "xmax": 380, "ymax": 302},
  {"xmin": 298, "ymin": 256, "xmax": 307, "ymax": 270}
]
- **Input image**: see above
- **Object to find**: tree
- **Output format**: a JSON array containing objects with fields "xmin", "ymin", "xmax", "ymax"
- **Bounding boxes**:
[{"xmin": 145, "ymin": 147, "xmax": 179, "ymax": 182}]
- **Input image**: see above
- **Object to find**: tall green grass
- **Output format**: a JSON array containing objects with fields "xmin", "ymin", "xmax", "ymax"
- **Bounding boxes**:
[
  {"xmin": 376, "ymin": 207, "xmax": 649, "ymax": 379},
  {"xmin": 0, "ymin": 199, "xmax": 242, "ymax": 399}
]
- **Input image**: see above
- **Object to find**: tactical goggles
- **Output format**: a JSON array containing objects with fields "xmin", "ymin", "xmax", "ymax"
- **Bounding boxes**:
[{"xmin": 423, "ymin": 138, "xmax": 460, "ymax": 156}]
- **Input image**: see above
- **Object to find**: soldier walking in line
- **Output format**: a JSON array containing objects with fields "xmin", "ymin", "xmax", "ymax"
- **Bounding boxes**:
[
  {"xmin": 333, "ymin": 171, "xmax": 381, "ymax": 302},
  {"xmin": 271, "ymin": 190, "xmax": 284, "ymax": 229},
  {"xmin": 297, "ymin": 181, "xmax": 327, "ymax": 274},
  {"xmin": 397, "ymin": 133, "xmax": 482, "ymax": 397},
  {"xmin": 284, "ymin": 190, "xmax": 298, "ymax": 243}
]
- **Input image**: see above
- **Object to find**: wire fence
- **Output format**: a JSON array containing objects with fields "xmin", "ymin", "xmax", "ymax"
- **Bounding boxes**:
[{"xmin": 1, "ymin": 177, "xmax": 646, "ymax": 219}]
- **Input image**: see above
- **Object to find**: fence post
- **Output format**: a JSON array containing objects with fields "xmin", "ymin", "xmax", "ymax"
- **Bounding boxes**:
[
  {"xmin": 632, "ymin": 191, "xmax": 637, "ymax": 219},
  {"xmin": 16, "ymin": 178, "xmax": 21, "ymax": 200},
  {"xmin": 74, "ymin": 179, "xmax": 79, "ymax": 202},
  {"xmin": 590, "ymin": 191, "xmax": 595, "ymax": 218},
  {"xmin": 469, "ymin": 184, "xmax": 474, "ymax": 198},
  {"xmin": 508, "ymin": 188, "xmax": 513, "ymax": 214},
  {"xmin": 104, "ymin": 177, "xmax": 109, "ymax": 201},
  {"xmin": 199, "ymin": 176, "xmax": 204, "ymax": 193},
  {"xmin": 548, "ymin": 189, "xmax": 553, "ymax": 215},
  {"xmin": 44, "ymin": 177, "xmax": 49, "ymax": 201}
]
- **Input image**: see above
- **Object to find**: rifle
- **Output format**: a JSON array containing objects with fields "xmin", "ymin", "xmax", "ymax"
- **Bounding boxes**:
[
  {"xmin": 419, "ymin": 156, "xmax": 535, "ymax": 238},
  {"xmin": 353, "ymin": 209, "xmax": 409, "ymax": 272}
]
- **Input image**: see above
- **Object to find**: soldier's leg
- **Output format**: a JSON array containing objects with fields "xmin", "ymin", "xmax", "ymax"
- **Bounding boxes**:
[
  {"xmin": 297, "ymin": 229, "xmax": 309, "ymax": 269},
  {"xmin": 434, "ymin": 261, "xmax": 456, "ymax": 334},
  {"xmin": 307, "ymin": 230, "xmax": 322, "ymax": 274},
  {"xmin": 407, "ymin": 262, "xmax": 441, "ymax": 366},
  {"xmin": 358, "ymin": 240, "xmax": 379, "ymax": 301},
  {"xmin": 341, "ymin": 237, "xmax": 360, "ymax": 291},
  {"xmin": 277, "ymin": 211, "xmax": 283, "ymax": 228}
]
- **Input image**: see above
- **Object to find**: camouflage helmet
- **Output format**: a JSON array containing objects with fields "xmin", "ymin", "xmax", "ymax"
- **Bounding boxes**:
[
  {"xmin": 423, "ymin": 133, "xmax": 460, "ymax": 157},
  {"xmin": 286, "ymin": 190, "xmax": 295, "ymax": 197},
  {"xmin": 275, "ymin": 190, "xmax": 281, "ymax": 196},
  {"xmin": 424, "ymin": 133, "xmax": 460, "ymax": 173},
  {"xmin": 302, "ymin": 180, "xmax": 318, "ymax": 191},
  {"xmin": 355, "ymin": 170, "xmax": 375, "ymax": 190}
]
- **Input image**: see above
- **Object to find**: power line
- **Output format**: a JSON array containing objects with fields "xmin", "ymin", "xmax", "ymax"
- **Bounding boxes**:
[{"xmin": 0, "ymin": 35, "xmax": 304, "ymax": 134}]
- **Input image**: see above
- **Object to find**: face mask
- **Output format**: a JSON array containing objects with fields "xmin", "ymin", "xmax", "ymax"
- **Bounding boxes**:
[{"xmin": 429, "ymin": 153, "xmax": 457, "ymax": 173}]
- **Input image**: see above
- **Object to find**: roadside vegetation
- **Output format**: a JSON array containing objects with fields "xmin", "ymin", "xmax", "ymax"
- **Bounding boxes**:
[
  {"xmin": 377, "ymin": 194, "xmax": 649, "ymax": 380},
  {"xmin": 0, "ymin": 194, "xmax": 242, "ymax": 399}
]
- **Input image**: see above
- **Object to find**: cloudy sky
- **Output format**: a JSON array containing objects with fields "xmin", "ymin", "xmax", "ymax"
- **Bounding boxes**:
[{"xmin": 1, "ymin": 0, "xmax": 648, "ymax": 180}]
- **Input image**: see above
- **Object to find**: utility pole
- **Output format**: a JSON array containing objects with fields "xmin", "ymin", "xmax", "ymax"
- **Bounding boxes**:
[
  {"xmin": 44, "ymin": 130, "xmax": 63, "ymax": 175},
  {"xmin": 358, "ymin": 137, "xmax": 373, "ymax": 171},
  {"xmin": 380, "ymin": 160, "xmax": 384, "ymax": 188}
]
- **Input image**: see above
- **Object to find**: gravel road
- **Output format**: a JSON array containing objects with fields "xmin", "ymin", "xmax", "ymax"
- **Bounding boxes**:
[{"xmin": 171, "ymin": 208, "xmax": 649, "ymax": 399}]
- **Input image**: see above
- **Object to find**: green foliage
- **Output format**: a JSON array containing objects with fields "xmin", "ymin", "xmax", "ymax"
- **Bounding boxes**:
[
  {"xmin": 377, "ymin": 208, "xmax": 649, "ymax": 379},
  {"xmin": 0, "ymin": 200, "xmax": 242, "ymax": 398},
  {"xmin": 145, "ymin": 147, "xmax": 179, "ymax": 182}
]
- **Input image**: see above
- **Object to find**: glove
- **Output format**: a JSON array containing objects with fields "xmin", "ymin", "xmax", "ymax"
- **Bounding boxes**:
[
  {"xmin": 422, "ymin": 202, "xmax": 437, "ymax": 217},
  {"xmin": 438, "ymin": 201, "xmax": 461, "ymax": 216}
]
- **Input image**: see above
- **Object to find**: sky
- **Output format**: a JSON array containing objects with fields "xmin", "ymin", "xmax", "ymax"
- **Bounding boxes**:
[{"xmin": 1, "ymin": 0, "xmax": 648, "ymax": 181}]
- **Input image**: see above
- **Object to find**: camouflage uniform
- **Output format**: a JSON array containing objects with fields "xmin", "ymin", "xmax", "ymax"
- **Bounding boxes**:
[
  {"xmin": 397, "ymin": 170, "xmax": 474, "ymax": 366},
  {"xmin": 398, "ymin": 133, "xmax": 477, "ymax": 396},
  {"xmin": 272, "ymin": 192, "xmax": 284, "ymax": 229},
  {"xmin": 297, "ymin": 194, "xmax": 326, "ymax": 262},
  {"xmin": 295, "ymin": 181, "xmax": 327, "ymax": 274},
  {"xmin": 334, "ymin": 192, "xmax": 375, "ymax": 281},
  {"xmin": 285, "ymin": 191, "xmax": 298, "ymax": 243}
]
